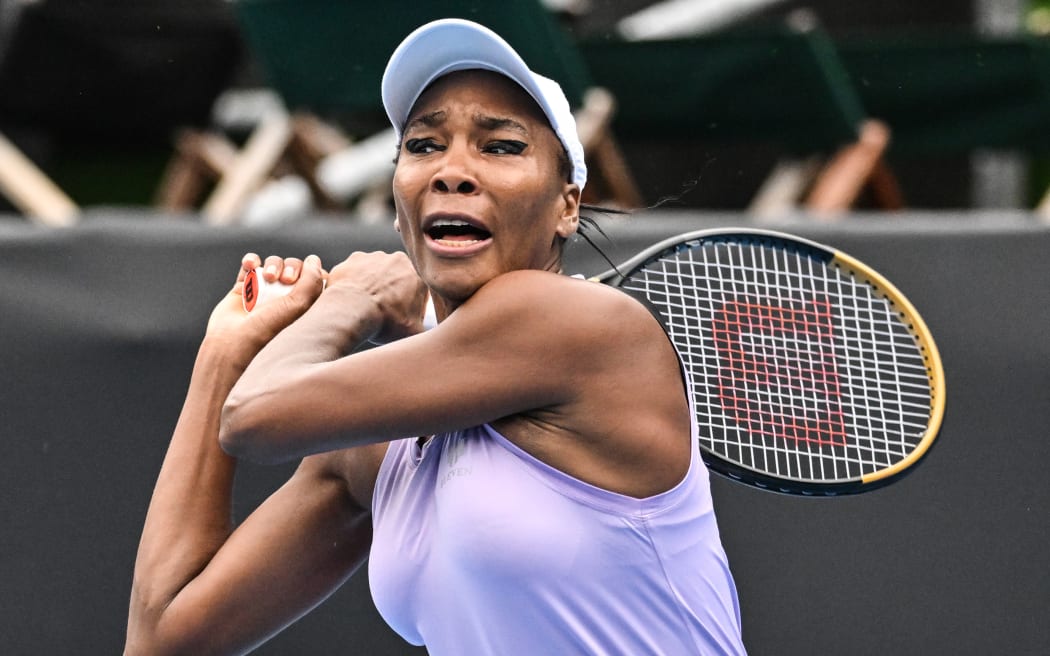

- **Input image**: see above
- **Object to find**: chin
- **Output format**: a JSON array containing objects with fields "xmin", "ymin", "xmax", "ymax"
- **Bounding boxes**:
[{"xmin": 424, "ymin": 270, "xmax": 489, "ymax": 306}]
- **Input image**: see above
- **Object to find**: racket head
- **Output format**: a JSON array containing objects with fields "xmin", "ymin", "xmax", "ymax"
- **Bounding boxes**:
[{"xmin": 598, "ymin": 228, "xmax": 945, "ymax": 496}]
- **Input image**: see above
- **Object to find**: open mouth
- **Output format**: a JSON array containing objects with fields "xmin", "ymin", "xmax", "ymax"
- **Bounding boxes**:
[{"xmin": 426, "ymin": 218, "xmax": 492, "ymax": 246}]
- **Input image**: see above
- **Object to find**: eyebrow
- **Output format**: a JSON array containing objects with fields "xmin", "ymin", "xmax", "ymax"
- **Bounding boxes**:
[
  {"xmin": 474, "ymin": 114, "xmax": 529, "ymax": 135},
  {"xmin": 403, "ymin": 111, "xmax": 530, "ymax": 137},
  {"xmin": 404, "ymin": 110, "xmax": 447, "ymax": 135}
]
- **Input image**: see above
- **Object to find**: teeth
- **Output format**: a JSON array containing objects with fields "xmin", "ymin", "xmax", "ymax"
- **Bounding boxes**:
[
  {"xmin": 435, "ymin": 238, "xmax": 482, "ymax": 247},
  {"xmin": 431, "ymin": 218, "xmax": 472, "ymax": 228}
]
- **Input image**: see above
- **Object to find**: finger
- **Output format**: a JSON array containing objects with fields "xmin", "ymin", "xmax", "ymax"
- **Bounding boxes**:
[
  {"xmin": 278, "ymin": 257, "xmax": 304, "ymax": 284},
  {"xmin": 302, "ymin": 254, "xmax": 324, "ymax": 275},
  {"xmin": 297, "ymin": 254, "xmax": 328, "ymax": 292},
  {"xmin": 262, "ymin": 255, "xmax": 285, "ymax": 282},
  {"xmin": 303, "ymin": 254, "xmax": 330, "ymax": 287},
  {"xmin": 240, "ymin": 252, "xmax": 263, "ymax": 280}
]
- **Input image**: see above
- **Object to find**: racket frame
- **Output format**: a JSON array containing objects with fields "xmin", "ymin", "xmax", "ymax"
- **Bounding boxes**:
[{"xmin": 593, "ymin": 227, "xmax": 946, "ymax": 495}]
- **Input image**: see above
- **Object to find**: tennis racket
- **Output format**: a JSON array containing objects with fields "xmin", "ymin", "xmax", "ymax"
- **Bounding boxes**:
[{"xmin": 593, "ymin": 228, "xmax": 945, "ymax": 496}]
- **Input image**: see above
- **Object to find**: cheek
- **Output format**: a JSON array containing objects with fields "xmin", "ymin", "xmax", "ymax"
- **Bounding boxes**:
[
  {"xmin": 392, "ymin": 164, "xmax": 427, "ymax": 207},
  {"xmin": 499, "ymin": 165, "xmax": 563, "ymax": 212},
  {"xmin": 390, "ymin": 197, "xmax": 422, "ymax": 256},
  {"xmin": 518, "ymin": 182, "xmax": 568, "ymax": 231},
  {"xmin": 391, "ymin": 171, "xmax": 409, "ymax": 209}
]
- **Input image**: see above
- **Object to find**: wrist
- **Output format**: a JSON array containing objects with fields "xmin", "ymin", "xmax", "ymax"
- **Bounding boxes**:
[
  {"xmin": 196, "ymin": 334, "xmax": 261, "ymax": 377},
  {"xmin": 314, "ymin": 283, "xmax": 386, "ymax": 343}
]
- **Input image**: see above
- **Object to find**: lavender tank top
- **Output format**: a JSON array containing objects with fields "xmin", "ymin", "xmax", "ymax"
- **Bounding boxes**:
[{"xmin": 368, "ymin": 412, "xmax": 747, "ymax": 655}]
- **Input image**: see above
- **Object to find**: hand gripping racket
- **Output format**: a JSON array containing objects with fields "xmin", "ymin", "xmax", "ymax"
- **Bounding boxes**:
[
  {"xmin": 593, "ymin": 228, "xmax": 945, "ymax": 496},
  {"xmin": 242, "ymin": 267, "xmax": 438, "ymax": 329}
]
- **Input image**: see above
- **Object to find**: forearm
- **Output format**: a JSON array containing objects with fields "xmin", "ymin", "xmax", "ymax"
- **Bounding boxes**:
[
  {"xmin": 127, "ymin": 335, "xmax": 377, "ymax": 655},
  {"xmin": 249, "ymin": 283, "xmax": 383, "ymax": 368},
  {"xmin": 219, "ymin": 285, "xmax": 383, "ymax": 461},
  {"xmin": 129, "ymin": 340, "xmax": 244, "ymax": 629}
]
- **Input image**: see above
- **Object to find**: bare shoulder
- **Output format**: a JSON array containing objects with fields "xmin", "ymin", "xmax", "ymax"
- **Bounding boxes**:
[
  {"xmin": 464, "ymin": 270, "xmax": 665, "ymax": 354},
  {"xmin": 469, "ymin": 269, "xmax": 684, "ymax": 406},
  {"xmin": 473, "ymin": 272, "xmax": 691, "ymax": 498}
]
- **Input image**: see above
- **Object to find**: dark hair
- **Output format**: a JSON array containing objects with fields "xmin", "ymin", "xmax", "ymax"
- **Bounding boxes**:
[
  {"xmin": 551, "ymin": 141, "xmax": 631, "ymax": 271},
  {"xmin": 572, "ymin": 204, "xmax": 626, "ymax": 273}
]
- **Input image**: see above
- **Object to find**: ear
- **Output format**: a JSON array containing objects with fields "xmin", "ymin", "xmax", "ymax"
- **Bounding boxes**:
[
  {"xmin": 394, "ymin": 217, "xmax": 401, "ymax": 233},
  {"xmin": 555, "ymin": 183, "xmax": 581, "ymax": 239}
]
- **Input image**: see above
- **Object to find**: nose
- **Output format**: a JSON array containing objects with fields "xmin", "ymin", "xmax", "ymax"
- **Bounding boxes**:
[
  {"xmin": 431, "ymin": 144, "xmax": 478, "ymax": 194},
  {"xmin": 433, "ymin": 178, "xmax": 476, "ymax": 194}
]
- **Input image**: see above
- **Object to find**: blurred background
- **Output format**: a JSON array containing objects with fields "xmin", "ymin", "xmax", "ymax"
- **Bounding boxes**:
[
  {"xmin": 5, "ymin": 0, "xmax": 1050, "ymax": 220},
  {"xmin": 2, "ymin": 1, "xmax": 1049, "ymax": 655}
]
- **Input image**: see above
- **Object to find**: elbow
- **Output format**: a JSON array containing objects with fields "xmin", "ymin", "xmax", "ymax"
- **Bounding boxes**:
[
  {"xmin": 124, "ymin": 632, "xmax": 170, "ymax": 656},
  {"xmin": 217, "ymin": 391, "xmax": 248, "ymax": 457},
  {"xmin": 218, "ymin": 393, "xmax": 290, "ymax": 465},
  {"xmin": 125, "ymin": 590, "xmax": 183, "ymax": 656},
  {"xmin": 125, "ymin": 619, "xmax": 207, "ymax": 656}
]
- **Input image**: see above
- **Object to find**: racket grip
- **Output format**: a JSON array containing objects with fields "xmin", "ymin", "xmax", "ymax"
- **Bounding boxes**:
[
  {"xmin": 242, "ymin": 267, "xmax": 293, "ymax": 312},
  {"xmin": 242, "ymin": 267, "xmax": 437, "ymax": 330}
]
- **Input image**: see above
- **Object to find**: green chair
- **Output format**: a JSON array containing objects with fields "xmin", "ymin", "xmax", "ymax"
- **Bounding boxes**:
[
  {"xmin": 578, "ymin": 23, "xmax": 905, "ymax": 215},
  {"xmin": 0, "ymin": 129, "xmax": 79, "ymax": 226},
  {"xmin": 835, "ymin": 31, "xmax": 1050, "ymax": 215},
  {"xmin": 836, "ymin": 31, "xmax": 1050, "ymax": 156}
]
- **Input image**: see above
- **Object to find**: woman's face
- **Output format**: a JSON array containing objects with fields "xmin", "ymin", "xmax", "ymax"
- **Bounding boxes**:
[{"xmin": 392, "ymin": 70, "xmax": 581, "ymax": 309}]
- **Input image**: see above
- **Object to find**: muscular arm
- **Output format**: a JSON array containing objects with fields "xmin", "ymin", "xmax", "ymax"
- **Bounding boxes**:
[
  {"xmin": 126, "ymin": 338, "xmax": 379, "ymax": 656},
  {"xmin": 220, "ymin": 267, "xmax": 689, "ymax": 498},
  {"xmin": 126, "ymin": 258, "xmax": 382, "ymax": 656},
  {"xmin": 220, "ymin": 269, "xmax": 579, "ymax": 460}
]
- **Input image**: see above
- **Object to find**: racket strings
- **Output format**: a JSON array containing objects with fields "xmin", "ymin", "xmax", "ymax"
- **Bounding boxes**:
[{"xmin": 620, "ymin": 238, "xmax": 933, "ymax": 484}]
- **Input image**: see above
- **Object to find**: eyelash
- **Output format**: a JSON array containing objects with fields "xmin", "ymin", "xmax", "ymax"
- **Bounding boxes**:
[
  {"xmin": 484, "ymin": 140, "xmax": 526, "ymax": 155},
  {"xmin": 404, "ymin": 138, "xmax": 441, "ymax": 154},
  {"xmin": 403, "ymin": 138, "xmax": 527, "ymax": 156}
]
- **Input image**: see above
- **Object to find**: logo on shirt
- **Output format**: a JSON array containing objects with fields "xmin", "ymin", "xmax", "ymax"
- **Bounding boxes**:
[{"xmin": 440, "ymin": 435, "xmax": 472, "ymax": 488}]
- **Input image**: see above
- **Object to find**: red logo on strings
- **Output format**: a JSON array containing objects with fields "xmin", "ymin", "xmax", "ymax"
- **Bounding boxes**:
[{"xmin": 712, "ymin": 297, "xmax": 846, "ymax": 447}]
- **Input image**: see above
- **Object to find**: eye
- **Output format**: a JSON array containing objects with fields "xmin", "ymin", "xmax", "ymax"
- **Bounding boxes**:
[
  {"xmin": 484, "ymin": 140, "xmax": 527, "ymax": 155},
  {"xmin": 404, "ymin": 138, "xmax": 443, "ymax": 154}
]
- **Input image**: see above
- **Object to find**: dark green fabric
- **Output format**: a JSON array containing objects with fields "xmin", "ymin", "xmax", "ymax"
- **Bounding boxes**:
[
  {"xmin": 235, "ymin": 2, "xmax": 1050, "ymax": 155},
  {"xmin": 234, "ymin": 0, "xmax": 590, "ymax": 123},
  {"xmin": 579, "ymin": 27, "xmax": 866, "ymax": 153},
  {"xmin": 580, "ymin": 27, "xmax": 1050, "ymax": 155},
  {"xmin": 836, "ymin": 32, "xmax": 1050, "ymax": 154}
]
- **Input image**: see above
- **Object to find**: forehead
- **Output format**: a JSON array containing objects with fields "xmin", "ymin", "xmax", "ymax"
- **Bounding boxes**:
[{"xmin": 406, "ymin": 70, "xmax": 551, "ymax": 131}]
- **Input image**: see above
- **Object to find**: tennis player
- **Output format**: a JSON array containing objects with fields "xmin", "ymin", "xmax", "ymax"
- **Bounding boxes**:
[{"xmin": 126, "ymin": 18, "xmax": 746, "ymax": 655}]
